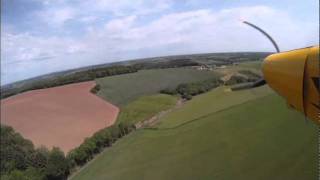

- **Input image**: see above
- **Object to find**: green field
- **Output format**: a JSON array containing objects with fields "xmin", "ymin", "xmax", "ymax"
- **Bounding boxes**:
[
  {"xmin": 216, "ymin": 61, "xmax": 263, "ymax": 77},
  {"xmin": 116, "ymin": 94, "xmax": 177, "ymax": 125},
  {"xmin": 237, "ymin": 61, "xmax": 262, "ymax": 70},
  {"xmin": 72, "ymin": 86, "xmax": 317, "ymax": 180},
  {"xmin": 157, "ymin": 86, "xmax": 271, "ymax": 128},
  {"xmin": 96, "ymin": 68, "xmax": 221, "ymax": 106}
]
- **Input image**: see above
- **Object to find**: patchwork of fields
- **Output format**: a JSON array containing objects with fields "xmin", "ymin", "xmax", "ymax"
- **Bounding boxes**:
[
  {"xmin": 72, "ymin": 86, "xmax": 318, "ymax": 180},
  {"xmin": 1, "ymin": 60, "xmax": 317, "ymax": 180},
  {"xmin": 96, "ymin": 68, "xmax": 221, "ymax": 106}
]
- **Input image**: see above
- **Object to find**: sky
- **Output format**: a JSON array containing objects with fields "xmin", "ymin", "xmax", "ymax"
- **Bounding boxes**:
[{"xmin": 1, "ymin": 0, "xmax": 319, "ymax": 85}]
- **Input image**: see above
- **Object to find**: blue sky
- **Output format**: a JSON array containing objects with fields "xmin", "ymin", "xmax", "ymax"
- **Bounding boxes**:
[{"xmin": 1, "ymin": 0, "xmax": 319, "ymax": 85}]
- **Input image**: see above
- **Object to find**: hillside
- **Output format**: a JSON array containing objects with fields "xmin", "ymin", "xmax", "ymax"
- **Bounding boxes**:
[
  {"xmin": 1, "ymin": 52, "xmax": 269, "ymax": 99},
  {"xmin": 72, "ymin": 86, "xmax": 318, "ymax": 180}
]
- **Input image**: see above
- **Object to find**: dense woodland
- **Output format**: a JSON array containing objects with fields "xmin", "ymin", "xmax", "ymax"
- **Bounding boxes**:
[
  {"xmin": 1, "ymin": 65, "xmax": 138, "ymax": 99},
  {"xmin": 0, "ymin": 122, "xmax": 135, "ymax": 180},
  {"xmin": 160, "ymin": 78, "xmax": 223, "ymax": 100},
  {"xmin": 1, "ymin": 125, "xmax": 70, "ymax": 180},
  {"xmin": 224, "ymin": 71, "xmax": 261, "ymax": 86},
  {"xmin": 132, "ymin": 58, "xmax": 200, "ymax": 69}
]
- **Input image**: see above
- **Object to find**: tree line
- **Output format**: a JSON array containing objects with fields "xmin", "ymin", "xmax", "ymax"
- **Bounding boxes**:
[
  {"xmin": 1, "ymin": 59, "xmax": 202, "ymax": 99},
  {"xmin": 0, "ymin": 122, "xmax": 135, "ymax": 180},
  {"xmin": 160, "ymin": 78, "xmax": 223, "ymax": 100},
  {"xmin": 224, "ymin": 71, "xmax": 261, "ymax": 86},
  {"xmin": 1, "ymin": 65, "xmax": 139, "ymax": 99},
  {"xmin": 67, "ymin": 122, "xmax": 135, "ymax": 169},
  {"xmin": 1, "ymin": 125, "xmax": 70, "ymax": 180}
]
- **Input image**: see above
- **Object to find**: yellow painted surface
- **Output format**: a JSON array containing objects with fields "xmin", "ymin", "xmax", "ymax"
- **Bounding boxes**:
[
  {"xmin": 263, "ymin": 46, "xmax": 319, "ymax": 124},
  {"xmin": 304, "ymin": 46, "xmax": 320, "ymax": 123}
]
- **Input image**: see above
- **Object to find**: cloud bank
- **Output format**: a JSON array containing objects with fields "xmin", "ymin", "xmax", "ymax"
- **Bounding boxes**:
[{"xmin": 1, "ymin": 0, "xmax": 318, "ymax": 84}]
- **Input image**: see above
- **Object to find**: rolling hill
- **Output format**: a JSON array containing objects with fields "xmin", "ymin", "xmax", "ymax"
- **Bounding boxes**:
[
  {"xmin": 95, "ymin": 68, "xmax": 221, "ymax": 106},
  {"xmin": 72, "ymin": 85, "xmax": 317, "ymax": 180}
]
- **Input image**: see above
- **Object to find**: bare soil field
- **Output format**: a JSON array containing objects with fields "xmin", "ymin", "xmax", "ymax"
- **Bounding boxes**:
[{"xmin": 1, "ymin": 81, "xmax": 119, "ymax": 153}]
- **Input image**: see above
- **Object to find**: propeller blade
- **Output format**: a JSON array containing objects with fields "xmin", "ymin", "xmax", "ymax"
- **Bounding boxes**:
[{"xmin": 242, "ymin": 21, "xmax": 280, "ymax": 53}]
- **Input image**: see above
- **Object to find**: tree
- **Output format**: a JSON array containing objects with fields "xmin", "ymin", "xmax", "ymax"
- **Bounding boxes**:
[
  {"xmin": 5, "ymin": 170, "xmax": 28, "ymax": 180},
  {"xmin": 30, "ymin": 146, "xmax": 49, "ymax": 169},
  {"xmin": 24, "ymin": 167, "xmax": 45, "ymax": 180},
  {"xmin": 0, "ymin": 125, "xmax": 35, "ymax": 174},
  {"xmin": 67, "ymin": 149, "xmax": 87, "ymax": 167},
  {"xmin": 182, "ymin": 93, "xmax": 192, "ymax": 100},
  {"xmin": 45, "ymin": 147, "xmax": 70, "ymax": 180}
]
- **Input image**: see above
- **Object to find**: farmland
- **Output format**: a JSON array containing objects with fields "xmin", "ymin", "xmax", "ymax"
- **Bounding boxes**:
[
  {"xmin": 72, "ymin": 86, "xmax": 317, "ymax": 180},
  {"xmin": 1, "ymin": 52, "xmax": 313, "ymax": 180},
  {"xmin": 0, "ymin": 81, "xmax": 119, "ymax": 153},
  {"xmin": 116, "ymin": 94, "xmax": 178, "ymax": 125},
  {"xmin": 96, "ymin": 68, "xmax": 221, "ymax": 106},
  {"xmin": 1, "ymin": 52, "xmax": 269, "ymax": 99}
]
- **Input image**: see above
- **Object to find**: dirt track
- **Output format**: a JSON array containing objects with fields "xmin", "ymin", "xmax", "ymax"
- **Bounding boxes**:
[{"xmin": 0, "ymin": 81, "xmax": 119, "ymax": 153}]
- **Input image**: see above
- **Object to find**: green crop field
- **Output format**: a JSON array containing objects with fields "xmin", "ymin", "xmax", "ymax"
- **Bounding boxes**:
[
  {"xmin": 72, "ymin": 85, "xmax": 317, "ymax": 180},
  {"xmin": 216, "ymin": 61, "xmax": 263, "ymax": 76},
  {"xmin": 95, "ymin": 68, "xmax": 221, "ymax": 106},
  {"xmin": 116, "ymin": 94, "xmax": 177, "ymax": 125}
]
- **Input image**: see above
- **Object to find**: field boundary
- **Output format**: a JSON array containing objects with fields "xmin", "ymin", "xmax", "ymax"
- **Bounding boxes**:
[
  {"xmin": 68, "ymin": 137, "xmax": 124, "ymax": 180},
  {"xmin": 135, "ymin": 98, "xmax": 186, "ymax": 128},
  {"xmin": 142, "ymin": 94, "xmax": 272, "ymax": 131}
]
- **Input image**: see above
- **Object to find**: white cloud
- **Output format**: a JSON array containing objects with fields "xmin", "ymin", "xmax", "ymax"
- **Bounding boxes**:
[
  {"xmin": 34, "ymin": 0, "xmax": 172, "ymax": 29},
  {"xmin": 104, "ymin": 15, "xmax": 137, "ymax": 32},
  {"xmin": 79, "ymin": 16, "xmax": 98, "ymax": 23},
  {"xmin": 37, "ymin": 7, "xmax": 76, "ymax": 27},
  {"xmin": 2, "ymin": 4, "xmax": 318, "ymax": 84},
  {"xmin": 88, "ymin": 0, "xmax": 172, "ymax": 16},
  {"xmin": 86, "ymin": 6, "xmax": 318, "ymax": 54},
  {"xmin": 2, "ymin": 32, "xmax": 83, "ymax": 62}
]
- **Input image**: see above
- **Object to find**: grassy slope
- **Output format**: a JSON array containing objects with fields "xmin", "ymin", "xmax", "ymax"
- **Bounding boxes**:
[
  {"xmin": 96, "ymin": 68, "xmax": 220, "ymax": 106},
  {"xmin": 116, "ymin": 94, "xmax": 177, "ymax": 125},
  {"xmin": 73, "ymin": 86, "xmax": 317, "ymax": 180},
  {"xmin": 157, "ymin": 86, "xmax": 271, "ymax": 128}
]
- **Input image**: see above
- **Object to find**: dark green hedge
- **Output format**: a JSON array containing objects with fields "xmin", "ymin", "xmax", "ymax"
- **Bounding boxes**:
[
  {"xmin": 67, "ymin": 122, "xmax": 135, "ymax": 169},
  {"xmin": 1, "ymin": 122, "xmax": 136, "ymax": 180},
  {"xmin": 160, "ymin": 78, "xmax": 223, "ymax": 100}
]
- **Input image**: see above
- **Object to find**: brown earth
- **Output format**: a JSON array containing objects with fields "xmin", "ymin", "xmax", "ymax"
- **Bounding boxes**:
[{"xmin": 0, "ymin": 81, "xmax": 119, "ymax": 153}]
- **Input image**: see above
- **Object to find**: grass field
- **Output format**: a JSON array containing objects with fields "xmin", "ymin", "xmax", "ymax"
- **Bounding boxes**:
[
  {"xmin": 96, "ymin": 68, "xmax": 221, "ymax": 106},
  {"xmin": 157, "ymin": 85, "xmax": 272, "ymax": 128},
  {"xmin": 72, "ymin": 86, "xmax": 317, "ymax": 180},
  {"xmin": 116, "ymin": 94, "xmax": 177, "ymax": 125},
  {"xmin": 237, "ymin": 61, "xmax": 262, "ymax": 70},
  {"xmin": 216, "ymin": 61, "xmax": 263, "ymax": 77}
]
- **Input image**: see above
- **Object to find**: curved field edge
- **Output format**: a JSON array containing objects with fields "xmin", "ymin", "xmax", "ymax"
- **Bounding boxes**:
[
  {"xmin": 71, "ymin": 89, "xmax": 317, "ymax": 180},
  {"xmin": 0, "ymin": 81, "xmax": 119, "ymax": 153},
  {"xmin": 95, "ymin": 68, "xmax": 221, "ymax": 106},
  {"xmin": 66, "ymin": 94, "xmax": 178, "ymax": 177}
]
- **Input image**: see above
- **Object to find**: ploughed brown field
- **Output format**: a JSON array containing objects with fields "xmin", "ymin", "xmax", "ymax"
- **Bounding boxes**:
[{"xmin": 0, "ymin": 81, "xmax": 119, "ymax": 153}]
